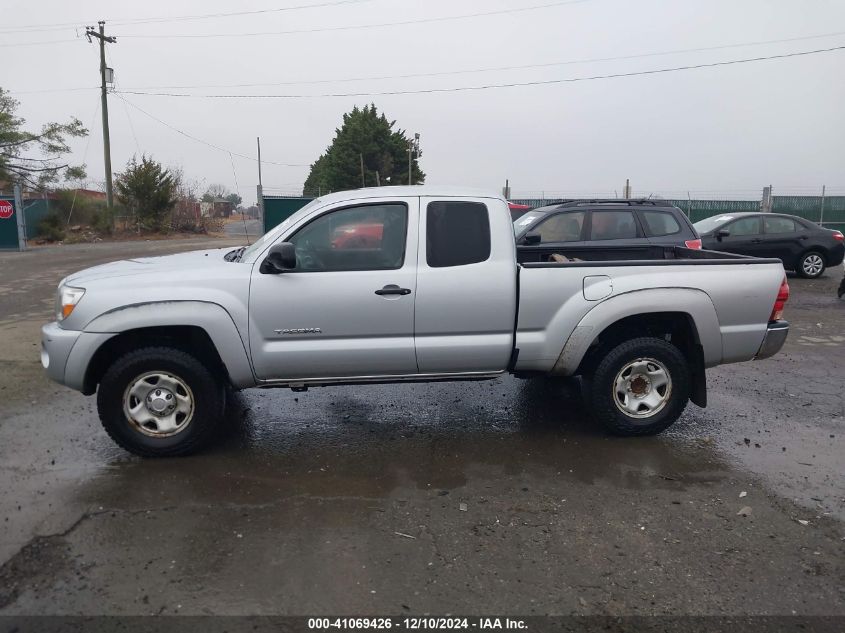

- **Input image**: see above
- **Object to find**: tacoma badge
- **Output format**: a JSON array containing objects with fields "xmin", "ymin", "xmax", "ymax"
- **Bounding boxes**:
[{"xmin": 275, "ymin": 328, "xmax": 322, "ymax": 334}]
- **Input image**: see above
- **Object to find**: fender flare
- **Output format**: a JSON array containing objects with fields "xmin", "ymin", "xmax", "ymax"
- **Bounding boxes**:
[
  {"xmin": 551, "ymin": 288, "xmax": 722, "ymax": 376},
  {"xmin": 79, "ymin": 300, "xmax": 255, "ymax": 389}
]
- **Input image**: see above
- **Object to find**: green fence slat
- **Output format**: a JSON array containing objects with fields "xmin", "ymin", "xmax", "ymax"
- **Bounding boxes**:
[{"xmin": 263, "ymin": 196, "xmax": 313, "ymax": 233}]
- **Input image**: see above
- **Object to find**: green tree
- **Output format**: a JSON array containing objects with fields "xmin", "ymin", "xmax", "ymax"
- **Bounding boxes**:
[
  {"xmin": 0, "ymin": 87, "xmax": 87, "ymax": 190},
  {"xmin": 303, "ymin": 104, "xmax": 424, "ymax": 195},
  {"xmin": 225, "ymin": 192, "xmax": 242, "ymax": 207},
  {"xmin": 115, "ymin": 155, "xmax": 178, "ymax": 232}
]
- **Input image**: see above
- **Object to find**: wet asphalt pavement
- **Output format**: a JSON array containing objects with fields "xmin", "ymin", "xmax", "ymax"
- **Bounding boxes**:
[
  {"xmin": 0, "ymin": 239, "xmax": 842, "ymax": 616},
  {"xmin": 224, "ymin": 218, "xmax": 262, "ymax": 240}
]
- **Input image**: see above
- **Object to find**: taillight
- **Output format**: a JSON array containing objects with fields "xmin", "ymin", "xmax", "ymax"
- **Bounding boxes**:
[
  {"xmin": 770, "ymin": 276, "xmax": 789, "ymax": 322},
  {"xmin": 833, "ymin": 231, "xmax": 844, "ymax": 242},
  {"xmin": 684, "ymin": 238, "xmax": 702, "ymax": 249}
]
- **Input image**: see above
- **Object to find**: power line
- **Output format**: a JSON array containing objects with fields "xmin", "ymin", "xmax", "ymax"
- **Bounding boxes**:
[
  {"xmin": 113, "ymin": 93, "xmax": 310, "ymax": 167},
  {"xmin": 7, "ymin": 87, "xmax": 98, "ymax": 95},
  {"xmin": 114, "ymin": 45, "xmax": 845, "ymax": 99},
  {"xmin": 0, "ymin": 38, "xmax": 79, "ymax": 47},
  {"xmin": 121, "ymin": 30, "xmax": 845, "ymax": 91},
  {"xmin": 117, "ymin": 0, "xmax": 590, "ymax": 39},
  {"xmin": 10, "ymin": 29, "xmax": 845, "ymax": 95},
  {"xmin": 118, "ymin": 0, "xmax": 371, "ymax": 27},
  {"xmin": 0, "ymin": 0, "xmax": 373, "ymax": 34}
]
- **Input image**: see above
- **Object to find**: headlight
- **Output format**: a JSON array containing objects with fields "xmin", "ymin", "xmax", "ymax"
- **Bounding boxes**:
[{"xmin": 56, "ymin": 286, "xmax": 85, "ymax": 322}]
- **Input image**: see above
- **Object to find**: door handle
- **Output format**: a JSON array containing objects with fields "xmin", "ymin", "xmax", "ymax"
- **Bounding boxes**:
[
  {"xmin": 751, "ymin": 238, "xmax": 763, "ymax": 243},
  {"xmin": 799, "ymin": 235, "xmax": 809, "ymax": 240},
  {"xmin": 375, "ymin": 284, "xmax": 411, "ymax": 296}
]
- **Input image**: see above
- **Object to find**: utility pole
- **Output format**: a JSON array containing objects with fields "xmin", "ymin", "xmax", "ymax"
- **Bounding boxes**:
[
  {"xmin": 761, "ymin": 185, "xmax": 773, "ymax": 213},
  {"xmin": 408, "ymin": 133, "xmax": 420, "ymax": 185},
  {"xmin": 819, "ymin": 184, "xmax": 826, "ymax": 226},
  {"xmin": 256, "ymin": 137, "xmax": 263, "ymax": 188},
  {"xmin": 360, "ymin": 153, "xmax": 365, "ymax": 187},
  {"xmin": 256, "ymin": 137, "xmax": 263, "ymax": 226},
  {"xmin": 86, "ymin": 21, "xmax": 117, "ymax": 213}
]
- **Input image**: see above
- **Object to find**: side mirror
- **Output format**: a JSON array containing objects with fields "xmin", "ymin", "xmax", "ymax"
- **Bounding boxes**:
[
  {"xmin": 260, "ymin": 242, "xmax": 297, "ymax": 274},
  {"xmin": 715, "ymin": 229, "xmax": 730, "ymax": 240},
  {"xmin": 522, "ymin": 232, "xmax": 541, "ymax": 245}
]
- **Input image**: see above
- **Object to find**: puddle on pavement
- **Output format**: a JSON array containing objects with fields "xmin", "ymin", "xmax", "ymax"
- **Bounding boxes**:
[{"xmin": 75, "ymin": 376, "xmax": 730, "ymax": 512}]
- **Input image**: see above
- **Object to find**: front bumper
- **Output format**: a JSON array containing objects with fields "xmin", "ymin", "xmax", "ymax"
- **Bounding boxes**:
[
  {"xmin": 41, "ymin": 322, "xmax": 82, "ymax": 386},
  {"xmin": 41, "ymin": 322, "xmax": 115, "ymax": 392},
  {"xmin": 754, "ymin": 320, "xmax": 789, "ymax": 360}
]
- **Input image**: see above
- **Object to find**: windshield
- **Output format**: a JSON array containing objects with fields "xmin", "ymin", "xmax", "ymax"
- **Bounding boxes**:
[
  {"xmin": 693, "ymin": 214, "xmax": 737, "ymax": 234},
  {"xmin": 512, "ymin": 212, "xmax": 543, "ymax": 236},
  {"xmin": 239, "ymin": 198, "xmax": 323, "ymax": 261}
]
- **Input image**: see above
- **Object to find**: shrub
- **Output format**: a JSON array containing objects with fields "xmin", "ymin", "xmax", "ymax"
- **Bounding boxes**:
[{"xmin": 37, "ymin": 212, "xmax": 65, "ymax": 242}]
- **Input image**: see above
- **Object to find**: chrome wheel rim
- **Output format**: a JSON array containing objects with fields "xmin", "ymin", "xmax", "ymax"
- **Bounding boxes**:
[
  {"xmin": 613, "ymin": 358, "xmax": 672, "ymax": 419},
  {"xmin": 802, "ymin": 254, "xmax": 823, "ymax": 276},
  {"xmin": 123, "ymin": 371, "xmax": 194, "ymax": 437}
]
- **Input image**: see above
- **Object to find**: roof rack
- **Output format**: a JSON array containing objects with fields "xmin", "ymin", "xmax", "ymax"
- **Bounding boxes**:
[{"xmin": 552, "ymin": 198, "xmax": 675, "ymax": 208}]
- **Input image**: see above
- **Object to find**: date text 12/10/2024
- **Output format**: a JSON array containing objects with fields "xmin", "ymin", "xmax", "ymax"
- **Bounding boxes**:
[{"xmin": 307, "ymin": 618, "xmax": 528, "ymax": 630}]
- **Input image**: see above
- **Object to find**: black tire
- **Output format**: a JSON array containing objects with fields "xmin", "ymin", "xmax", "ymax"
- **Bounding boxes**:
[
  {"xmin": 97, "ymin": 346, "xmax": 225, "ymax": 457},
  {"xmin": 586, "ymin": 337, "xmax": 691, "ymax": 436},
  {"xmin": 797, "ymin": 251, "xmax": 826, "ymax": 279}
]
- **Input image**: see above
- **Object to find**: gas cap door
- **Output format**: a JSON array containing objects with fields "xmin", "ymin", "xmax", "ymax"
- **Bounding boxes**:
[{"xmin": 583, "ymin": 275, "xmax": 613, "ymax": 301}]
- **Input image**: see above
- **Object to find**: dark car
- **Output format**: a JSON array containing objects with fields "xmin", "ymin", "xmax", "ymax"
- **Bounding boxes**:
[
  {"xmin": 693, "ymin": 212, "xmax": 845, "ymax": 278},
  {"xmin": 513, "ymin": 200, "xmax": 702, "ymax": 258}
]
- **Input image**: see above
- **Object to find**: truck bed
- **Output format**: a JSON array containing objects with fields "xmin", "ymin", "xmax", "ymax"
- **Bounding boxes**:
[{"xmin": 514, "ymin": 245, "xmax": 786, "ymax": 375}]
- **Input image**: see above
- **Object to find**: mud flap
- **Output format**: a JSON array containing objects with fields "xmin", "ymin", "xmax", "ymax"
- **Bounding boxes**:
[{"xmin": 689, "ymin": 343, "xmax": 707, "ymax": 408}]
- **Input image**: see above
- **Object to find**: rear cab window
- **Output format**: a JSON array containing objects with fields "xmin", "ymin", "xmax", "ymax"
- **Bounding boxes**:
[{"xmin": 426, "ymin": 201, "xmax": 491, "ymax": 267}]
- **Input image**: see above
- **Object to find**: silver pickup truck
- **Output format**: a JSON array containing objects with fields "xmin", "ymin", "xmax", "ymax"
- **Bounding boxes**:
[{"xmin": 41, "ymin": 186, "xmax": 790, "ymax": 456}]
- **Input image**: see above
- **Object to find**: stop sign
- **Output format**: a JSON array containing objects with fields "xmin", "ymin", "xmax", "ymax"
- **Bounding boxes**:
[{"xmin": 0, "ymin": 200, "xmax": 13, "ymax": 220}]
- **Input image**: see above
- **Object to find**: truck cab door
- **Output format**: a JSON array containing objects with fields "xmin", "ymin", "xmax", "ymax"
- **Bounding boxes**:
[
  {"xmin": 414, "ymin": 197, "xmax": 517, "ymax": 373},
  {"xmin": 248, "ymin": 198, "xmax": 419, "ymax": 380}
]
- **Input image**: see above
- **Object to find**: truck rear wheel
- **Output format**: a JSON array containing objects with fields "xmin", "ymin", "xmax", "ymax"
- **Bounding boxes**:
[
  {"xmin": 96, "ymin": 346, "xmax": 225, "ymax": 457},
  {"xmin": 586, "ymin": 337, "xmax": 690, "ymax": 436}
]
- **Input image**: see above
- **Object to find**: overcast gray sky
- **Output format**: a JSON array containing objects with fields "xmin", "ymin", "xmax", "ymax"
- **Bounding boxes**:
[{"xmin": 5, "ymin": 0, "xmax": 845, "ymax": 203}]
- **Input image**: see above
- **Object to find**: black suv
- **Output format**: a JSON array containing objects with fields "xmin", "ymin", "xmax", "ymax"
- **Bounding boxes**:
[
  {"xmin": 694, "ymin": 212, "xmax": 845, "ymax": 278},
  {"xmin": 514, "ymin": 200, "xmax": 701, "ymax": 258}
]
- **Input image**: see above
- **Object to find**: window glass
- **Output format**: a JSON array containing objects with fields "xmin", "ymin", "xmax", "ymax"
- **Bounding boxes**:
[
  {"xmin": 531, "ymin": 211, "xmax": 585, "ymax": 243},
  {"xmin": 241, "ymin": 198, "xmax": 322, "ymax": 261},
  {"xmin": 693, "ymin": 215, "xmax": 735, "ymax": 234},
  {"xmin": 589, "ymin": 211, "xmax": 638, "ymax": 241},
  {"xmin": 764, "ymin": 216, "xmax": 797, "ymax": 234},
  {"xmin": 641, "ymin": 210, "xmax": 681, "ymax": 236},
  {"xmin": 288, "ymin": 203, "xmax": 407, "ymax": 271},
  {"xmin": 427, "ymin": 201, "xmax": 491, "ymax": 267},
  {"xmin": 727, "ymin": 217, "xmax": 761, "ymax": 236},
  {"xmin": 513, "ymin": 213, "xmax": 541, "ymax": 234}
]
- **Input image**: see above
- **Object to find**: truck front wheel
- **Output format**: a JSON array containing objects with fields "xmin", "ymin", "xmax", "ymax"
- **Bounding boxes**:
[
  {"xmin": 586, "ymin": 337, "xmax": 690, "ymax": 436},
  {"xmin": 96, "ymin": 346, "xmax": 225, "ymax": 457}
]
